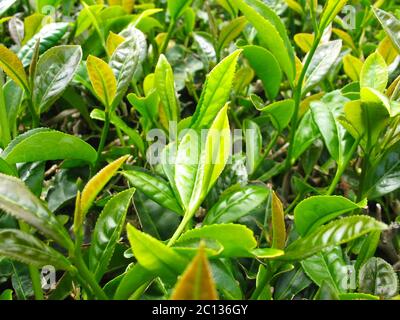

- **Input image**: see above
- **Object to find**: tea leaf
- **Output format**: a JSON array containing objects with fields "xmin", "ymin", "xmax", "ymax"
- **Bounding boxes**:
[
  {"xmin": 294, "ymin": 195, "xmax": 366, "ymax": 236},
  {"xmin": 123, "ymin": 169, "xmax": 183, "ymax": 215},
  {"xmin": 87, "ymin": 55, "xmax": 117, "ymax": 109},
  {"xmin": 1, "ymin": 128, "xmax": 97, "ymax": 165},
  {"xmin": 0, "ymin": 229, "xmax": 72, "ymax": 270},
  {"xmin": 33, "ymin": 45, "xmax": 82, "ymax": 113},
  {"xmin": 283, "ymin": 216, "xmax": 387, "ymax": 260},
  {"xmin": 89, "ymin": 188, "xmax": 135, "ymax": 281},
  {"xmin": 171, "ymin": 245, "xmax": 218, "ymax": 300},
  {"xmin": 0, "ymin": 45, "xmax": 29, "ymax": 91},
  {"xmin": 0, "ymin": 173, "xmax": 73, "ymax": 250},
  {"xmin": 80, "ymin": 155, "xmax": 129, "ymax": 218}
]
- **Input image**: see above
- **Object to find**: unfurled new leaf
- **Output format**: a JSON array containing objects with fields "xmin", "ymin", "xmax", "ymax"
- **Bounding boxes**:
[
  {"xmin": 87, "ymin": 55, "xmax": 117, "ymax": 109},
  {"xmin": 0, "ymin": 45, "xmax": 29, "ymax": 91}
]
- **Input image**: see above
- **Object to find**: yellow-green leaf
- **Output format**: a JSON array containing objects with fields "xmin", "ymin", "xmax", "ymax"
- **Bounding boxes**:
[
  {"xmin": 80, "ymin": 155, "xmax": 129, "ymax": 218},
  {"xmin": 272, "ymin": 191, "xmax": 286, "ymax": 249},
  {"xmin": 378, "ymin": 36, "xmax": 398, "ymax": 66},
  {"xmin": 294, "ymin": 33, "xmax": 314, "ymax": 53},
  {"xmin": 360, "ymin": 52, "xmax": 388, "ymax": 92},
  {"xmin": 108, "ymin": 0, "xmax": 135, "ymax": 13},
  {"xmin": 319, "ymin": 0, "xmax": 348, "ymax": 32},
  {"xmin": 86, "ymin": 55, "xmax": 117, "ymax": 109},
  {"xmin": 0, "ymin": 45, "xmax": 28, "ymax": 91},
  {"xmin": 106, "ymin": 31, "xmax": 125, "ymax": 56},
  {"xmin": 170, "ymin": 245, "xmax": 218, "ymax": 300},
  {"xmin": 343, "ymin": 54, "xmax": 363, "ymax": 82},
  {"xmin": 332, "ymin": 28, "xmax": 357, "ymax": 52}
]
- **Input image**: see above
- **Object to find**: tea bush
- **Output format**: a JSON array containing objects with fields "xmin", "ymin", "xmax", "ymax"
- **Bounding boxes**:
[{"xmin": 0, "ymin": 0, "xmax": 399, "ymax": 301}]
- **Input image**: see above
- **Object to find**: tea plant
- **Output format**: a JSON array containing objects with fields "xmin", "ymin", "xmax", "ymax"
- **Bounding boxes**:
[{"xmin": 0, "ymin": 0, "xmax": 399, "ymax": 301}]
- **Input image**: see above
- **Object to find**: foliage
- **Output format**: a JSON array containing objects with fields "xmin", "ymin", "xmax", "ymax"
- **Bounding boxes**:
[{"xmin": 0, "ymin": 0, "xmax": 399, "ymax": 301}]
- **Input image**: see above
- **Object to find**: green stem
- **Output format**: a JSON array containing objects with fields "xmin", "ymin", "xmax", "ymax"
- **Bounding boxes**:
[
  {"xmin": 250, "ymin": 263, "xmax": 275, "ymax": 300},
  {"xmin": 326, "ymin": 138, "xmax": 360, "ymax": 195},
  {"xmin": 251, "ymin": 132, "xmax": 279, "ymax": 179},
  {"xmin": 167, "ymin": 212, "xmax": 193, "ymax": 247},
  {"xmin": 27, "ymin": 97, "xmax": 39, "ymax": 128},
  {"xmin": 19, "ymin": 222, "xmax": 44, "ymax": 300},
  {"xmin": 0, "ymin": 72, "xmax": 11, "ymax": 147},
  {"xmin": 159, "ymin": 20, "xmax": 175, "ymax": 55},
  {"xmin": 286, "ymin": 33, "xmax": 322, "ymax": 170},
  {"xmin": 94, "ymin": 110, "xmax": 111, "ymax": 172},
  {"xmin": 73, "ymin": 251, "xmax": 108, "ymax": 300}
]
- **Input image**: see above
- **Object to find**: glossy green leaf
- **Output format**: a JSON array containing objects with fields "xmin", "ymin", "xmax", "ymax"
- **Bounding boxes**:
[
  {"xmin": 217, "ymin": 16, "xmax": 247, "ymax": 54},
  {"xmin": 282, "ymin": 216, "xmax": 387, "ymax": 260},
  {"xmin": 167, "ymin": 0, "xmax": 193, "ymax": 21},
  {"xmin": 358, "ymin": 257, "xmax": 399, "ymax": 298},
  {"xmin": 0, "ymin": 173, "xmax": 73, "ymax": 250},
  {"xmin": 33, "ymin": 45, "xmax": 82, "ymax": 112},
  {"xmin": 176, "ymin": 224, "xmax": 283, "ymax": 258},
  {"xmin": 0, "ymin": 229, "xmax": 72, "ymax": 270},
  {"xmin": 204, "ymin": 185, "xmax": 269, "ymax": 224},
  {"xmin": 18, "ymin": 23, "xmax": 69, "ymax": 67},
  {"xmin": 109, "ymin": 34, "xmax": 139, "ymax": 111},
  {"xmin": 113, "ymin": 263, "xmax": 155, "ymax": 300},
  {"xmin": 0, "ymin": 0, "xmax": 17, "ymax": 16},
  {"xmin": 1, "ymin": 128, "xmax": 97, "ymax": 165},
  {"xmin": 89, "ymin": 188, "xmax": 135, "ymax": 281},
  {"xmin": 274, "ymin": 267, "xmax": 312, "ymax": 300},
  {"xmin": 303, "ymin": 40, "xmax": 342, "ymax": 93},
  {"xmin": 127, "ymin": 91, "xmax": 159, "ymax": 132},
  {"xmin": 0, "ymin": 289, "xmax": 13, "ymax": 300},
  {"xmin": 360, "ymin": 52, "xmax": 388, "ymax": 93},
  {"xmin": 171, "ymin": 245, "xmax": 218, "ymax": 300},
  {"xmin": 177, "ymin": 105, "xmax": 231, "ymax": 214},
  {"xmin": 233, "ymin": 0, "xmax": 295, "ymax": 82},
  {"xmin": 123, "ymin": 169, "xmax": 183, "ymax": 215},
  {"xmin": 242, "ymin": 45, "xmax": 282, "ymax": 100},
  {"xmin": 291, "ymin": 110, "xmax": 319, "ymax": 162},
  {"xmin": 126, "ymin": 224, "xmax": 188, "ymax": 282},
  {"xmin": 257, "ymin": 99, "xmax": 295, "ymax": 132},
  {"xmin": 154, "ymin": 54, "xmax": 179, "ymax": 123},
  {"xmin": 0, "ymin": 157, "xmax": 17, "ymax": 176},
  {"xmin": 310, "ymin": 91, "xmax": 354, "ymax": 165},
  {"xmin": 374, "ymin": 8, "xmax": 400, "ymax": 54},
  {"xmin": 319, "ymin": 0, "xmax": 348, "ymax": 32},
  {"xmin": 355, "ymin": 231, "xmax": 381, "ymax": 271},
  {"xmin": 294, "ymin": 195, "xmax": 366, "ymax": 236},
  {"xmin": 243, "ymin": 119, "xmax": 262, "ymax": 175},
  {"xmin": 364, "ymin": 140, "xmax": 400, "ymax": 198},
  {"xmin": 190, "ymin": 50, "xmax": 241, "ymax": 129},
  {"xmin": 301, "ymin": 246, "xmax": 347, "ymax": 293}
]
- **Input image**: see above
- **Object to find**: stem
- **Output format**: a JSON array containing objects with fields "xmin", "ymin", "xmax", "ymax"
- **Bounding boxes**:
[
  {"xmin": 167, "ymin": 212, "xmax": 193, "ymax": 247},
  {"xmin": 159, "ymin": 20, "xmax": 175, "ymax": 55},
  {"xmin": 250, "ymin": 263, "xmax": 275, "ymax": 300},
  {"xmin": 27, "ymin": 97, "xmax": 39, "ymax": 128},
  {"xmin": 73, "ymin": 251, "xmax": 108, "ymax": 300},
  {"xmin": 19, "ymin": 222, "xmax": 44, "ymax": 300},
  {"xmin": 251, "ymin": 132, "xmax": 279, "ymax": 179},
  {"xmin": 326, "ymin": 138, "xmax": 360, "ymax": 195},
  {"xmin": 286, "ymin": 33, "xmax": 322, "ymax": 170},
  {"xmin": 0, "ymin": 72, "xmax": 11, "ymax": 147},
  {"xmin": 94, "ymin": 110, "xmax": 111, "ymax": 172}
]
